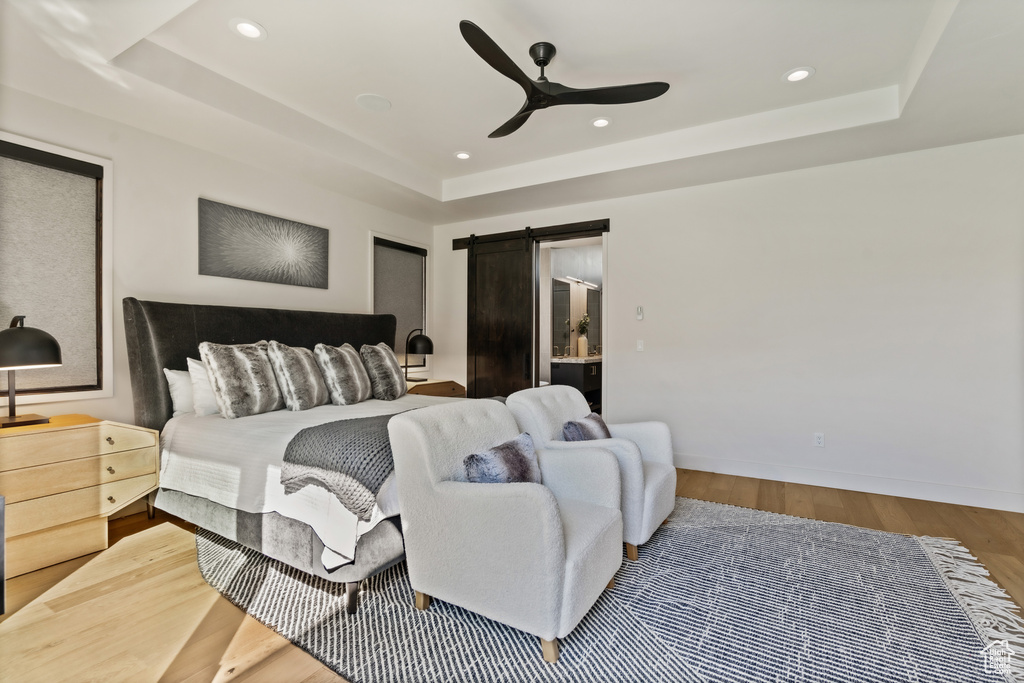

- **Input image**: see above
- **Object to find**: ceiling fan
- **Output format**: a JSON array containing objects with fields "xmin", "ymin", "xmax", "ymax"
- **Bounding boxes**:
[{"xmin": 460, "ymin": 20, "xmax": 670, "ymax": 138}]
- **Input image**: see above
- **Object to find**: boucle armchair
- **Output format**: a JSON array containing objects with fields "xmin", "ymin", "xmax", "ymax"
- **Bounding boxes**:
[
  {"xmin": 507, "ymin": 385, "xmax": 677, "ymax": 561},
  {"xmin": 388, "ymin": 399, "xmax": 623, "ymax": 663}
]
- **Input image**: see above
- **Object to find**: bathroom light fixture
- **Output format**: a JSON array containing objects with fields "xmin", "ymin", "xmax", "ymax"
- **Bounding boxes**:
[
  {"xmin": 355, "ymin": 93, "xmax": 392, "ymax": 112},
  {"xmin": 455, "ymin": 151, "xmax": 470, "ymax": 160},
  {"xmin": 783, "ymin": 67, "xmax": 815, "ymax": 82},
  {"xmin": 231, "ymin": 18, "xmax": 267, "ymax": 40},
  {"xmin": 591, "ymin": 117, "xmax": 611, "ymax": 128}
]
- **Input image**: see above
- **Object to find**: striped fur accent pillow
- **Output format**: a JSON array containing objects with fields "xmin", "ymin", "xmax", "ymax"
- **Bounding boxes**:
[
  {"xmin": 314, "ymin": 343, "xmax": 373, "ymax": 405},
  {"xmin": 268, "ymin": 341, "xmax": 329, "ymax": 411},
  {"xmin": 198, "ymin": 340, "xmax": 284, "ymax": 419},
  {"xmin": 563, "ymin": 412, "xmax": 612, "ymax": 441},
  {"xmin": 359, "ymin": 343, "xmax": 407, "ymax": 401}
]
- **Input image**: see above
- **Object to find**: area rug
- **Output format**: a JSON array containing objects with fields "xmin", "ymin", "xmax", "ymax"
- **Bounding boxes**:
[{"xmin": 196, "ymin": 497, "xmax": 1024, "ymax": 683}]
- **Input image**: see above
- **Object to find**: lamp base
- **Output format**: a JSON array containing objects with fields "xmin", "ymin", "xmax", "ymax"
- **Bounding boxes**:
[
  {"xmin": 0, "ymin": 413, "xmax": 50, "ymax": 429},
  {"xmin": 406, "ymin": 377, "xmax": 429, "ymax": 383}
]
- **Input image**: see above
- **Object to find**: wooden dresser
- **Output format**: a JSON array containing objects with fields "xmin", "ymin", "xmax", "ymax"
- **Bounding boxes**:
[
  {"xmin": 407, "ymin": 379, "xmax": 466, "ymax": 398},
  {"xmin": 0, "ymin": 415, "xmax": 159, "ymax": 577}
]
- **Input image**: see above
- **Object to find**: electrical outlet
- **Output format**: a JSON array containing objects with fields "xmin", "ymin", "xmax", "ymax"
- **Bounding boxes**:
[
  {"xmin": 814, "ymin": 432, "xmax": 825, "ymax": 448},
  {"xmin": 636, "ymin": 339, "xmax": 645, "ymax": 352}
]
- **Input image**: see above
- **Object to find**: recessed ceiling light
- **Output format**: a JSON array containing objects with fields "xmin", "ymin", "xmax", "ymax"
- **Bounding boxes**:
[
  {"xmin": 455, "ymin": 151, "xmax": 471, "ymax": 160},
  {"xmin": 230, "ymin": 18, "xmax": 267, "ymax": 41},
  {"xmin": 591, "ymin": 117, "xmax": 611, "ymax": 128},
  {"xmin": 783, "ymin": 67, "xmax": 815, "ymax": 82},
  {"xmin": 355, "ymin": 93, "xmax": 392, "ymax": 112}
]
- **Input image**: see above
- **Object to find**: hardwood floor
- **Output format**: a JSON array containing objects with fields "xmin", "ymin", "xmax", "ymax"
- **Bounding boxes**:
[{"xmin": 2, "ymin": 470, "xmax": 1023, "ymax": 682}]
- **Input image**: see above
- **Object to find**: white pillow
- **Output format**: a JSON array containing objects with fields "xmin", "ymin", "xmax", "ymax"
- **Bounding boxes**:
[
  {"xmin": 187, "ymin": 357, "xmax": 221, "ymax": 417},
  {"xmin": 163, "ymin": 368, "xmax": 194, "ymax": 417}
]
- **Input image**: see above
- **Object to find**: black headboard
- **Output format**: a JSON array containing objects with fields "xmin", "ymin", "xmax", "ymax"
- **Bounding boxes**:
[{"xmin": 122, "ymin": 297, "xmax": 397, "ymax": 432}]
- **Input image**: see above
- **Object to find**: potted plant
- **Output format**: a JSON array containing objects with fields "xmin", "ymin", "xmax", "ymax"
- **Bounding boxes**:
[{"xmin": 576, "ymin": 314, "xmax": 590, "ymax": 357}]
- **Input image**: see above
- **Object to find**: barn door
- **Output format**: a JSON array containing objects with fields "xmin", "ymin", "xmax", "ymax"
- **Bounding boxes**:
[{"xmin": 465, "ymin": 231, "xmax": 537, "ymax": 398}]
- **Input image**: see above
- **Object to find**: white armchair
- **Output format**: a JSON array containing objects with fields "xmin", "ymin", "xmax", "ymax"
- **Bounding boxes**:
[
  {"xmin": 507, "ymin": 385, "xmax": 677, "ymax": 561},
  {"xmin": 388, "ymin": 398, "xmax": 623, "ymax": 662}
]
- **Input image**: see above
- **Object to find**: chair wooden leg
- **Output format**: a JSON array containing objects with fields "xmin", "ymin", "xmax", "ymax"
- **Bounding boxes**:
[
  {"xmin": 414, "ymin": 591, "xmax": 431, "ymax": 611},
  {"xmin": 606, "ymin": 578, "xmax": 615, "ymax": 589},
  {"xmin": 541, "ymin": 638, "xmax": 559, "ymax": 663},
  {"xmin": 625, "ymin": 543, "xmax": 639, "ymax": 561}
]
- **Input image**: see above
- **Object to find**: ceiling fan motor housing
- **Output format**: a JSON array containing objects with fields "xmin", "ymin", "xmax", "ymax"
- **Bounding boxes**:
[{"xmin": 530, "ymin": 42, "xmax": 556, "ymax": 68}]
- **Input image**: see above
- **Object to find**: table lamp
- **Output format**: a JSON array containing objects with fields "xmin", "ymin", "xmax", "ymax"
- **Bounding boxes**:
[
  {"xmin": 404, "ymin": 328, "xmax": 433, "ymax": 383},
  {"xmin": 0, "ymin": 316, "xmax": 62, "ymax": 428}
]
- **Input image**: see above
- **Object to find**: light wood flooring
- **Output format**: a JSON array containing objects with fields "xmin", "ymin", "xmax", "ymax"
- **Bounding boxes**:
[{"xmin": 1, "ymin": 470, "xmax": 1023, "ymax": 682}]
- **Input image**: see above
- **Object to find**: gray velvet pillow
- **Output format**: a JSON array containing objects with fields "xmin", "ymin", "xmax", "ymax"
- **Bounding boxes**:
[
  {"xmin": 198, "ymin": 340, "xmax": 284, "ymax": 419},
  {"xmin": 359, "ymin": 343, "xmax": 407, "ymax": 401},
  {"xmin": 314, "ymin": 342, "xmax": 373, "ymax": 405},
  {"xmin": 267, "ymin": 341, "xmax": 329, "ymax": 411},
  {"xmin": 464, "ymin": 433, "xmax": 542, "ymax": 484},
  {"xmin": 563, "ymin": 412, "xmax": 612, "ymax": 441}
]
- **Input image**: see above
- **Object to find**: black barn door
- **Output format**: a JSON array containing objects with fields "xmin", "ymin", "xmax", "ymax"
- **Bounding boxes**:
[{"xmin": 466, "ymin": 232, "xmax": 537, "ymax": 398}]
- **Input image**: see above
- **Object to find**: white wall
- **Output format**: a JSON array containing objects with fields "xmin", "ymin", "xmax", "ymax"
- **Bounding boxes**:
[
  {"xmin": 432, "ymin": 134, "xmax": 1024, "ymax": 513},
  {"xmin": 0, "ymin": 86, "xmax": 433, "ymax": 424}
]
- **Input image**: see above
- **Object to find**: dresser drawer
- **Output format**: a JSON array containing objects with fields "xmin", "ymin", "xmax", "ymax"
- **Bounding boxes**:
[
  {"xmin": 4, "ymin": 473, "xmax": 158, "ymax": 537},
  {"xmin": 0, "ymin": 422, "xmax": 157, "ymax": 472},
  {"xmin": 0, "ymin": 447, "xmax": 157, "ymax": 504}
]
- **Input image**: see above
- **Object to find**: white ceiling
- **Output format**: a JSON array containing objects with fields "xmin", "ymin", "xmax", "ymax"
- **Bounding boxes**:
[{"xmin": 2, "ymin": 0, "xmax": 1023, "ymax": 223}]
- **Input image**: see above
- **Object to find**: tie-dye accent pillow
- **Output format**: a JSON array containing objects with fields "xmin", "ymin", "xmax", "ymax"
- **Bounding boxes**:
[
  {"xmin": 359, "ymin": 343, "xmax": 407, "ymax": 401},
  {"xmin": 314, "ymin": 343, "xmax": 373, "ymax": 405},
  {"xmin": 464, "ymin": 433, "xmax": 542, "ymax": 484},
  {"xmin": 563, "ymin": 412, "xmax": 612, "ymax": 441},
  {"xmin": 267, "ymin": 341, "xmax": 329, "ymax": 411},
  {"xmin": 198, "ymin": 340, "xmax": 284, "ymax": 419}
]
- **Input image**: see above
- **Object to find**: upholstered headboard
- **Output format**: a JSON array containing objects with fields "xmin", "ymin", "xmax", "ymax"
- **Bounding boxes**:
[{"xmin": 122, "ymin": 297, "xmax": 397, "ymax": 432}]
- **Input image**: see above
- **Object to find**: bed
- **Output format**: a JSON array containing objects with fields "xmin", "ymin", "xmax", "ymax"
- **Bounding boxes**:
[{"xmin": 122, "ymin": 297, "xmax": 451, "ymax": 612}]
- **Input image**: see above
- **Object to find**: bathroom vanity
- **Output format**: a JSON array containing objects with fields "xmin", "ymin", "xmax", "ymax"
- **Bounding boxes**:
[{"xmin": 550, "ymin": 356, "xmax": 602, "ymax": 412}]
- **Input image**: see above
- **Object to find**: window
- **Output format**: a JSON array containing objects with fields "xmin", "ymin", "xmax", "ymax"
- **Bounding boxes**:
[
  {"xmin": 373, "ymin": 237, "xmax": 427, "ymax": 368},
  {"xmin": 0, "ymin": 133, "xmax": 112, "ymax": 405}
]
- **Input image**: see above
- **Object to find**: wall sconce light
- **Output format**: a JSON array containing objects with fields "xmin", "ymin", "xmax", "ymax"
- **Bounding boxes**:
[
  {"xmin": 0, "ymin": 316, "xmax": 62, "ymax": 428},
  {"xmin": 404, "ymin": 328, "xmax": 433, "ymax": 383}
]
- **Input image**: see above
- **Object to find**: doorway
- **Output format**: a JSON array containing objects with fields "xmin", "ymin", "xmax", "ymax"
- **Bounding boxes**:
[{"xmin": 456, "ymin": 220, "xmax": 607, "ymax": 400}]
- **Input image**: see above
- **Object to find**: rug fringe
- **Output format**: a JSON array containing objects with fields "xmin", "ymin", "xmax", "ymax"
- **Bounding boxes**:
[{"xmin": 917, "ymin": 536, "xmax": 1024, "ymax": 682}]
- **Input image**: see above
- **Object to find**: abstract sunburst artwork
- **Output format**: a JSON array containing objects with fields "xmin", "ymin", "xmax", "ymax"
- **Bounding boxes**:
[{"xmin": 199, "ymin": 199, "xmax": 329, "ymax": 289}]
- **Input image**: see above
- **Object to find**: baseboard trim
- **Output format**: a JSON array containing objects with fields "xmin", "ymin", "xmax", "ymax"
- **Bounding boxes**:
[{"xmin": 677, "ymin": 454, "xmax": 1024, "ymax": 514}]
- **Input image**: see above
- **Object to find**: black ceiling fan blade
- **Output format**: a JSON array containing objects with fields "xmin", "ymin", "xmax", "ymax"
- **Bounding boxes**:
[
  {"xmin": 488, "ymin": 108, "xmax": 535, "ymax": 138},
  {"xmin": 550, "ymin": 81, "xmax": 670, "ymax": 106},
  {"xmin": 460, "ymin": 20, "xmax": 533, "ymax": 93}
]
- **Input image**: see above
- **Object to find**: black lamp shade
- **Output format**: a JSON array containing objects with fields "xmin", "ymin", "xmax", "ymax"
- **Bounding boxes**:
[
  {"xmin": 407, "ymin": 333, "xmax": 434, "ymax": 355},
  {"xmin": 0, "ymin": 316, "xmax": 62, "ymax": 370},
  {"xmin": 1, "ymin": 316, "xmax": 62, "ymax": 428}
]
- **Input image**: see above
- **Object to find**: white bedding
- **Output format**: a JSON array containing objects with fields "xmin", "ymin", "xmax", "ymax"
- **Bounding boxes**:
[{"xmin": 159, "ymin": 393, "xmax": 455, "ymax": 569}]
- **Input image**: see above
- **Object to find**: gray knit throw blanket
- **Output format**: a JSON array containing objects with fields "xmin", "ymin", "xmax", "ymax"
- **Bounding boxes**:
[{"xmin": 281, "ymin": 413, "xmax": 401, "ymax": 521}]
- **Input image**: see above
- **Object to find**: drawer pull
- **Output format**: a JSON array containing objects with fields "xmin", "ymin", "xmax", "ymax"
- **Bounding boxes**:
[
  {"xmin": 107, "ymin": 466, "xmax": 116, "ymax": 474},
  {"xmin": 107, "ymin": 496, "xmax": 116, "ymax": 504},
  {"xmin": 106, "ymin": 436, "xmax": 115, "ymax": 445}
]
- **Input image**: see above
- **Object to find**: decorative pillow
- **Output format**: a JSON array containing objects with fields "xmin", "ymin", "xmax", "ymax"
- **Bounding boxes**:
[
  {"xmin": 187, "ymin": 357, "xmax": 221, "ymax": 417},
  {"xmin": 163, "ymin": 368, "xmax": 193, "ymax": 417},
  {"xmin": 198, "ymin": 340, "xmax": 284, "ymax": 419},
  {"xmin": 563, "ymin": 412, "xmax": 612, "ymax": 441},
  {"xmin": 464, "ymin": 433, "xmax": 542, "ymax": 484},
  {"xmin": 359, "ymin": 343, "xmax": 407, "ymax": 401},
  {"xmin": 314, "ymin": 343, "xmax": 373, "ymax": 405},
  {"xmin": 267, "ymin": 341, "xmax": 329, "ymax": 411}
]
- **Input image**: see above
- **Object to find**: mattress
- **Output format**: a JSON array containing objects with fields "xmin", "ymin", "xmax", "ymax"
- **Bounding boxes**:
[{"xmin": 159, "ymin": 393, "xmax": 454, "ymax": 569}]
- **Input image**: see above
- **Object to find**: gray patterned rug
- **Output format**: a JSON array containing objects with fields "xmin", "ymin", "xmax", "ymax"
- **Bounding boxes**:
[{"xmin": 196, "ymin": 498, "xmax": 1024, "ymax": 683}]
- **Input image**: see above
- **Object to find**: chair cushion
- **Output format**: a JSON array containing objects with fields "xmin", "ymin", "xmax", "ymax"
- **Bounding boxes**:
[
  {"xmin": 563, "ymin": 412, "xmax": 612, "ymax": 441},
  {"xmin": 464, "ymin": 433, "xmax": 542, "ymax": 484}
]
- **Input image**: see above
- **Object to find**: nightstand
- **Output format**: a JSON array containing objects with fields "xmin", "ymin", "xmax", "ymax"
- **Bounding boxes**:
[
  {"xmin": 407, "ymin": 379, "xmax": 467, "ymax": 398},
  {"xmin": 0, "ymin": 415, "xmax": 159, "ymax": 577}
]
